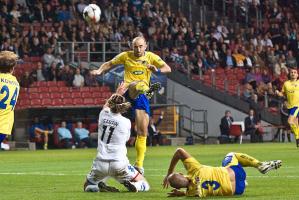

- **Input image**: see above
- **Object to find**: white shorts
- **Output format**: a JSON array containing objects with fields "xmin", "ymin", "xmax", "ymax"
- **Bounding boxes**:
[{"xmin": 86, "ymin": 157, "xmax": 139, "ymax": 185}]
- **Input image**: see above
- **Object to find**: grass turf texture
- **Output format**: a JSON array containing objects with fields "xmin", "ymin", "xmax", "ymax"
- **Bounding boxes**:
[{"xmin": 0, "ymin": 143, "xmax": 298, "ymax": 200}]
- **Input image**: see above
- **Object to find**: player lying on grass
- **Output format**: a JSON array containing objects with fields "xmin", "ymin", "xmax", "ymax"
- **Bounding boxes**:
[
  {"xmin": 84, "ymin": 82, "xmax": 149, "ymax": 192},
  {"xmin": 163, "ymin": 148, "xmax": 282, "ymax": 197}
]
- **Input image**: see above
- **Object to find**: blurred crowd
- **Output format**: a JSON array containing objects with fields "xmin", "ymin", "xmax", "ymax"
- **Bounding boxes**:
[{"xmin": 0, "ymin": 0, "xmax": 299, "ymax": 107}]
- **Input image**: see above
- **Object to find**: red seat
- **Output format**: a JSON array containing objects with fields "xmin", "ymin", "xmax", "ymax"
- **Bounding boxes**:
[
  {"xmin": 100, "ymin": 86, "xmax": 110, "ymax": 92},
  {"xmin": 49, "ymin": 87, "xmax": 60, "ymax": 93},
  {"xmin": 52, "ymin": 99, "xmax": 63, "ymax": 106},
  {"xmin": 80, "ymin": 87, "xmax": 90, "ymax": 92},
  {"xmin": 47, "ymin": 81, "xmax": 57, "ymax": 87},
  {"xmin": 63, "ymin": 98, "xmax": 73, "ymax": 105},
  {"xmin": 30, "ymin": 99, "xmax": 41, "ymax": 107},
  {"xmin": 29, "ymin": 88, "xmax": 39, "ymax": 93},
  {"xmin": 59, "ymin": 87, "xmax": 69, "ymax": 92},
  {"xmin": 38, "ymin": 87, "xmax": 48, "ymax": 93},
  {"xmin": 89, "ymin": 123, "xmax": 98, "ymax": 132},
  {"xmin": 71, "ymin": 92, "xmax": 82, "ymax": 98},
  {"xmin": 61, "ymin": 92, "xmax": 70, "ymax": 98},
  {"xmin": 73, "ymin": 98, "xmax": 83, "ymax": 105},
  {"xmin": 102, "ymin": 92, "xmax": 112, "ymax": 98},
  {"xmin": 51, "ymin": 93, "xmax": 61, "ymax": 99},
  {"xmin": 37, "ymin": 81, "xmax": 48, "ymax": 87},
  {"xmin": 41, "ymin": 99, "xmax": 52, "ymax": 107},
  {"xmin": 94, "ymin": 98, "xmax": 105, "ymax": 105},
  {"xmin": 82, "ymin": 92, "xmax": 90, "ymax": 98},
  {"xmin": 29, "ymin": 93, "xmax": 40, "ymax": 99},
  {"xmin": 92, "ymin": 92, "xmax": 102, "ymax": 98},
  {"xmin": 83, "ymin": 98, "xmax": 94, "ymax": 105},
  {"xmin": 40, "ymin": 93, "xmax": 50, "ymax": 99},
  {"xmin": 89, "ymin": 87, "xmax": 101, "ymax": 92},
  {"xmin": 229, "ymin": 124, "xmax": 243, "ymax": 144},
  {"xmin": 57, "ymin": 81, "xmax": 66, "ymax": 87}
]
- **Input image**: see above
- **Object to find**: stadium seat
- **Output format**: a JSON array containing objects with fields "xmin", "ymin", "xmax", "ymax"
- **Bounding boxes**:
[
  {"xmin": 229, "ymin": 125, "xmax": 243, "ymax": 144},
  {"xmin": 83, "ymin": 98, "xmax": 94, "ymax": 105},
  {"xmin": 59, "ymin": 87, "xmax": 70, "ymax": 92},
  {"xmin": 71, "ymin": 92, "xmax": 82, "ymax": 98},
  {"xmin": 52, "ymin": 99, "xmax": 63, "ymax": 106},
  {"xmin": 38, "ymin": 87, "xmax": 49, "ymax": 93},
  {"xmin": 49, "ymin": 87, "xmax": 60, "ymax": 93},
  {"xmin": 57, "ymin": 81, "xmax": 66, "ymax": 87},
  {"xmin": 80, "ymin": 87, "xmax": 90, "ymax": 92},
  {"xmin": 61, "ymin": 92, "xmax": 70, "ymax": 98},
  {"xmin": 94, "ymin": 98, "xmax": 105, "ymax": 105},
  {"xmin": 37, "ymin": 81, "xmax": 48, "ymax": 87},
  {"xmin": 73, "ymin": 98, "xmax": 83, "ymax": 105},
  {"xmin": 82, "ymin": 92, "xmax": 90, "ymax": 98},
  {"xmin": 47, "ymin": 81, "xmax": 58, "ymax": 87},
  {"xmin": 92, "ymin": 92, "xmax": 102, "ymax": 98},
  {"xmin": 51, "ymin": 93, "xmax": 61, "ymax": 99},
  {"xmin": 63, "ymin": 98, "xmax": 73, "ymax": 105},
  {"xmin": 29, "ymin": 93, "xmax": 40, "ymax": 99},
  {"xmin": 30, "ymin": 99, "xmax": 41, "ymax": 107},
  {"xmin": 29, "ymin": 88, "xmax": 39, "ymax": 93},
  {"xmin": 88, "ymin": 123, "xmax": 98, "ymax": 132},
  {"xmin": 40, "ymin": 93, "xmax": 50, "ymax": 99},
  {"xmin": 41, "ymin": 99, "xmax": 52, "ymax": 107}
]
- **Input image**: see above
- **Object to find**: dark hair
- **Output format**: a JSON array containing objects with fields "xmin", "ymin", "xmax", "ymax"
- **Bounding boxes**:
[
  {"xmin": 107, "ymin": 93, "xmax": 131, "ymax": 113},
  {"xmin": 0, "ymin": 51, "xmax": 18, "ymax": 73}
]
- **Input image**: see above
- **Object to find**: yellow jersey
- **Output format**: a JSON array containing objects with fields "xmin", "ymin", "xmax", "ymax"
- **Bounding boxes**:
[
  {"xmin": 0, "ymin": 73, "xmax": 19, "ymax": 135},
  {"xmin": 110, "ymin": 51, "xmax": 166, "ymax": 87},
  {"xmin": 282, "ymin": 80, "xmax": 299, "ymax": 108},
  {"xmin": 183, "ymin": 157, "xmax": 233, "ymax": 198}
]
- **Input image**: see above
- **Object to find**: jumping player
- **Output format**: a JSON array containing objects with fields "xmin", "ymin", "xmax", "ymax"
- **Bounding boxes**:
[{"xmin": 91, "ymin": 36, "xmax": 171, "ymax": 174}]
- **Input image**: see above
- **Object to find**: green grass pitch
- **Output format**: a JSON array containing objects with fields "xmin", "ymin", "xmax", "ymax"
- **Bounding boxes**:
[{"xmin": 0, "ymin": 143, "xmax": 298, "ymax": 200}]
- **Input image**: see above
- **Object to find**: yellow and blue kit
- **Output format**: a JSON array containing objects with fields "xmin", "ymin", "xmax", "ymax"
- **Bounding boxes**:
[
  {"xmin": 111, "ymin": 51, "xmax": 165, "ymax": 115},
  {"xmin": 0, "ymin": 73, "xmax": 19, "ymax": 136},
  {"xmin": 183, "ymin": 154, "xmax": 246, "ymax": 197},
  {"xmin": 282, "ymin": 80, "xmax": 299, "ymax": 116}
]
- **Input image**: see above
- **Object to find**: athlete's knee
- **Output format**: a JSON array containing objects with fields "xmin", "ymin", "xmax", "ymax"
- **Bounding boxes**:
[{"xmin": 222, "ymin": 152, "xmax": 235, "ymax": 167}]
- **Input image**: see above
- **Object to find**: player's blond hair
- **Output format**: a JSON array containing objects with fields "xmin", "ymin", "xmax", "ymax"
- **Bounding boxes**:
[
  {"xmin": 0, "ymin": 51, "xmax": 18, "ymax": 73},
  {"xmin": 107, "ymin": 93, "xmax": 131, "ymax": 114}
]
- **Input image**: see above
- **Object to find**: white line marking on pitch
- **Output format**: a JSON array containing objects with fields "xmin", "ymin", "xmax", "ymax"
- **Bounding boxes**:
[{"xmin": 0, "ymin": 172, "xmax": 298, "ymax": 178}]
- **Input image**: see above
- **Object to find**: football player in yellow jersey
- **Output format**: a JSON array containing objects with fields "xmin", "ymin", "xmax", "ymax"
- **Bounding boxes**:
[
  {"xmin": 92, "ymin": 36, "xmax": 171, "ymax": 173},
  {"xmin": 0, "ymin": 51, "xmax": 19, "ymax": 144},
  {"xmin": 163, "ymin": 148, "xmax": 281, "ymax": 197},
  {"xmin": 275, "ymin": 67, "xmax": 299, "ymax": 147}
]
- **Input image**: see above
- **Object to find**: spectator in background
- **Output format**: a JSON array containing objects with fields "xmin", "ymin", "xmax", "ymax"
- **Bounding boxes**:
[
  {"xmin": 31, "ymin": 62, "xmax": 46, "ymax": 82},
  {"xmin": 147, "ymin": 111, "xmax": 164, "ymax": 146},
  {"xmin": 220, "ymin": 110, "xmax": 234, "ymax": 137},
  {"xmin": 84, "ymin": 70, "xmax": 98, "ymax": 87},
  {"xmin": 60, "ymin": 64, "xmax": 73, "ymax": 86},
  {"xmin": 244, "ymin": 109, "xmax": 263, "ymax": 143},
  {"xmin": 73, "ymin": 68, "xmax": 84, "ymax": 88},
  {"xmin": 57, "ymin": 121, "xmax": 73, "ymax": 149},
  {"xmin": 20, "ymin": 71, "xmax": 34, "ymax": 87},
  {"xmin": 42, "ymin": 47, "xmax": 55, "ymax": 72},
  {"xmin": 74, "ymin": 121, "xmax": 91, "ymax": 148},
  {"xmin": 29, "ymin": 117, "xmax": 53, "ymax": 150}
]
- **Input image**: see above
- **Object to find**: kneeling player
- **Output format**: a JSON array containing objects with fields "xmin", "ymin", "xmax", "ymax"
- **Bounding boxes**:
[{"xmin": 84, "ymin": 83, "xmax": 149, "ymax": 192}]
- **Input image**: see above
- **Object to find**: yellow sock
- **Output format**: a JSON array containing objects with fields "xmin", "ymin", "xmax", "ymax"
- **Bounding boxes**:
[
  {"xmin": 235, "ymin": 153, "xmax": 261, "ymax": 168},
  {"xmin": 135, "ymin": 135, "xmax": 147, "ymax": 168},
  {"xmin": 290, "ymin": 124, "xmax": 299, "ymax": 139}
]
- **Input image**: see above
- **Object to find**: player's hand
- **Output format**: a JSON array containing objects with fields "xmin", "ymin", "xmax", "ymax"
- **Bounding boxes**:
[
  {"xmin": 147, "ymin": 64, "xmax": 158, "ymax": 72},
  {"xmin": 162, "ymin": 175, "xmax": 170, "ymax": 189},
  {"xmin": 275, "ymin": 90, "xmax": 281, "ymax": 96},
  {"xmin": 115, "ymin": 81, "xmax": 128, "ymax": 95},
  {"xmin": 91, "ymin": 69, "xmax": 102, "ymax": 75},
  {"xmin": 167, "ymin": 189, "xmax": 185, "ymax": 197}
]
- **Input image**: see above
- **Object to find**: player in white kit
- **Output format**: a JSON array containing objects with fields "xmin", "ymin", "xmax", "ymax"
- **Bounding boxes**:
[{"xmin": 84, "ymin": 84, "xmax": 150, "ymax": 192}]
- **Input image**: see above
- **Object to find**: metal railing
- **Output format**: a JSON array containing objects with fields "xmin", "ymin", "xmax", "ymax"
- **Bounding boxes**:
[
  {"xmin": 57, "ymin": 41, "xmax": 130, "ymax": 63},
  {"xmin": 168, "ymin": 98, "xmax": 208, "ymax": 142}
]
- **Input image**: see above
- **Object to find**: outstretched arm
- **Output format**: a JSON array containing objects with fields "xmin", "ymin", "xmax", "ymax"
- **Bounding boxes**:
[
  {"xmin": 147, "ymin": 63, "xmax": 172, "ymax": 74},
  {"xmin": 91, "ymin": 61, "xmax": 114, "ymax": 75},
  {"xmin": 163, "ymin": 148, "xmax": 191, "ymax": 188}
]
